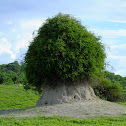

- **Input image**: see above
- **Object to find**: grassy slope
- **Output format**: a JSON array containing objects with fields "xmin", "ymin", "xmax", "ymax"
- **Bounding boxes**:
[
  {"xmin": 0, "ymin": 116, "xmax": 126, "ymax": 126},
  {"xmin": 0, "ymin": 85, "xmax": 40, "ymax": 110}
]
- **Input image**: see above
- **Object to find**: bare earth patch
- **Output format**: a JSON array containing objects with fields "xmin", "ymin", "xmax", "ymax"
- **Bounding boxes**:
[
  {"xmin": 36, "ymin": 83, "xmax": 96, "ymax": 106},
  {"xmin": 0, "ymin": 98, "xmax": 126, "ymax": 119}
]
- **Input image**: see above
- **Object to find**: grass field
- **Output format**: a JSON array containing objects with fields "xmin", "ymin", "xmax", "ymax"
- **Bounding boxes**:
[
  {"xmin": 117, "ymin": 102, "xmax": 126, "ymax": 107},
  {"xmin": 0, "ymin": 116, "xmax": 126, "ymax": 126},
  {"xmin": 0, "ymin": 85, "xmax": 126, "ymax": 126},
  {"xmin": 0, "ymin": 85, "xmax": 40, "ymax": 110}
]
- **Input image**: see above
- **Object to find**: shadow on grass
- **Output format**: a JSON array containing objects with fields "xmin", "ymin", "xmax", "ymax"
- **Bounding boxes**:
[{"xmin": 0, "ymin": 106, "xmax": 36, "ymax": 116}]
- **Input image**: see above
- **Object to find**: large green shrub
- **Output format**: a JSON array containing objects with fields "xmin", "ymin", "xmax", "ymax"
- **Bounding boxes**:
[
  {"xmin": 25, "ymin": 13, "xmax": 106, "ymax": 90},
  {"xmin": 94, "ymin": 78, "xmax": 125, "ymax": 102}
]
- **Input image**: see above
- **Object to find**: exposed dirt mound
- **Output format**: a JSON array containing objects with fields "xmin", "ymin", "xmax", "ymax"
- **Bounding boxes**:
[
  {"xmin": 0, "ymin": 99, "xmax": 126, "ymax": 118},
  {"xmin": 36, "ymin": 82, "xmax": 96, "ymax": 106}
]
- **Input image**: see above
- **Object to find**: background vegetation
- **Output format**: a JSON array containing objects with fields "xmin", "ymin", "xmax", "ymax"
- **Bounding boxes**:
[
  {"xmin": 93, "ymin": 71, "xmax": 126, "ymax": 102},
  {"xmin": 0, "ymin": 61, "xmax": 25, "ymax": 84},
  {"xmin": 0, "ymin": 61, "xmax": 32, "ymax": 90}
]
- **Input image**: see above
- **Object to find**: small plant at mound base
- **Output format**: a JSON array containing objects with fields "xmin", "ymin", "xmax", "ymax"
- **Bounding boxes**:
[{"xmin": 25, "ymin": 13, "xmax": 106, "ymax": 105}]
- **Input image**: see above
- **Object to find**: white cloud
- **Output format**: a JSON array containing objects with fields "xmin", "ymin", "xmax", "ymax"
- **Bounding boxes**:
[
  {"xmin": 93, "ymin": 28, "xmax": 126, "ymax": 38},
  {"xmin": 20, "ymin": 19, "xmax": 44, "ymax": 30},
  {"xmin": 110, "ymin": 43, "xmax": 126, "ymax": 50},
  {"xmin": 108, "ymin": 55, "xmax": 126, "ymax": 69},
  {"xmin": 108, "ymin": 43, "xmax": 126, "ymax": 57},
  {"xmin": 0, "ymin": 38, "xmax": 16, "ymax": 59},
  {"xmin": 109, "ymin": 55, "xmax": 126, "ymax": 60},
  {"xmin": 6, "ymin": 21, "xmax": 13, "ymax": 25},
  {"xmin": 107, "ymin": 55, "xmax": 126, "ymax": 76},
  {"xmin": 0, "ymin": 19, "xmax": 44, "ymax": 64},
  {"xmin": 11, "ymin": 28, "xmax": 16, "ymax": 32},
  {"xmin": 13, "ymin": 19, "xmax": 45, "ymax": 53},
  {"xmin": 119, "ymin": 2, "xmax": 126, "ymax": 7},
  {"xmin": 15, "ymin": 33, "xmax": 32, "ymax": 53},
  {"xmin": 13, "ymin": 19, "xmax": 45, "ymax": 54},
  {"xmin": 115, "ymin": 70, "xmax": 125, "ymax": 76},
  {"xmin": 0, "ymin": 32, "xmax": 2, "ymax": 36},
  {"xmin": 109, "ymin": 19, "xmax": 126, "ymax": 24},
  {"xmin": 107, "ymin": 47, "xmax": 126, "ymax": 76},
  {"xmin": 0, "ymin": 18, "xmax": 45, "ymax": 62},
  {"xmin": 76, "ymin": 0, "xmax": 126, "ymax": 22},
  {"xmin": 103, "ymin": 40, "xmax": 118, "ymax": 45}
]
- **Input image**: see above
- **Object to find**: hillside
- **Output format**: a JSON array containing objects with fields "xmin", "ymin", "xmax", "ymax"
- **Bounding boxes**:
[{"xmin": 0, "ymin": 85, "xmax": 40, "ymax": 110}]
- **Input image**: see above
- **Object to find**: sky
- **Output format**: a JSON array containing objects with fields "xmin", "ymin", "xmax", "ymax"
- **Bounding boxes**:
[{"xmin": 0, "ymin": 0, "xmax": 126, "ymax": 77}]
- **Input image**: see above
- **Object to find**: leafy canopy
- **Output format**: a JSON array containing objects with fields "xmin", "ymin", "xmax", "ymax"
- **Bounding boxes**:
[{"xmin": 25, "ymin": 13, "xmax": 106, "ymax": 89}]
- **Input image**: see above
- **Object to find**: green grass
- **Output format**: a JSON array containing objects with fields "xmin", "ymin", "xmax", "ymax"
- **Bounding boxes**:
[
  {"xmin": 0, "ymin": 85, "xmax": 40, "ymax": 110},
  {"xmin": 0, "ymin": 116, "xmax": 126, "ymax": 126},
  {"xmin": 117, "ymin": 102, "xmax": 126, "ymax": 107}
]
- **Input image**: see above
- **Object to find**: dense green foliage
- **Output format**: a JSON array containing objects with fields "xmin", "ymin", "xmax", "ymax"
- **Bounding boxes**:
[
  {"xmin": 25, "ymin": 13, "xmax": 106, "ymax": 89},
  {"xmin": 0, "ymin": 116, "xmax": 126, "ymax": 126},
  {"xmin": 0, "ymin": 61, "xmax": 27, "ymax": 85},
  {"xmin": 93, "ymin": 71, "xmax": 126, "ymax": 102},
  {"xmin": 0, "ymin": 85, "xmax": 40, "ymax": 110},
  {"xmin": 104, "ymin": 71, "xmax": 126, "ymax": 88}
]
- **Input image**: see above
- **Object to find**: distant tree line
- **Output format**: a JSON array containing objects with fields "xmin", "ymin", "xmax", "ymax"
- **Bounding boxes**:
[
  {"xmin": 0, "ymin": 61, "xmax": 29, "ymax": 88},
  {"xmin": 104, "ymin": 71, "xmax": 126, "ymax": 87}
]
